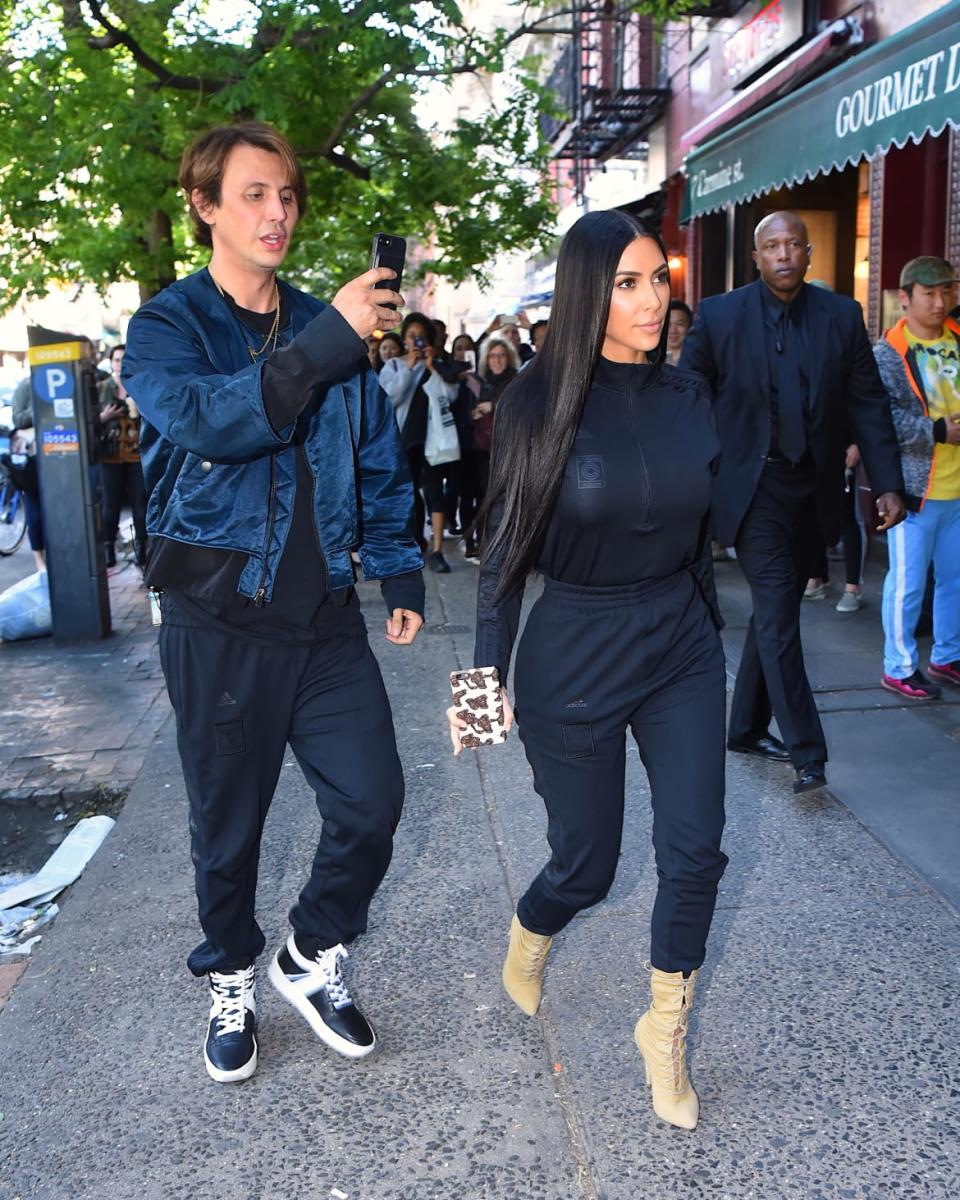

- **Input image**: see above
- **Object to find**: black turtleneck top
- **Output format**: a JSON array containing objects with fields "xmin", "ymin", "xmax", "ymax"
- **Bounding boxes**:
[{"xmin": 474, "ymin": 356, "xmax": 720, "ymax": 685}]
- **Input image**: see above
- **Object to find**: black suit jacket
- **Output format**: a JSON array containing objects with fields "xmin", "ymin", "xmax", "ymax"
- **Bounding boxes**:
[{"xmin": 680, "ymin": 280, "xmax": 904, "ymax": 546}]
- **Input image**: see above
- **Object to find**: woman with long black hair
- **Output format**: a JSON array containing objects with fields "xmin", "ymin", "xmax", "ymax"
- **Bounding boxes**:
[{"xmin": 446, "ymin": 210, "xmax": 727, "ymax": 1131}]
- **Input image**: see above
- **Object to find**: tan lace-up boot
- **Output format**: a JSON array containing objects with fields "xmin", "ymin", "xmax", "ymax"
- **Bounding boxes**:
[
  {"xmin": 633, "ymin": 967, "xmax": 700, "ymax": 1130},
  {"xmin": 502, "ymin": 914, "xmax": 553, "ymax": 1015}
]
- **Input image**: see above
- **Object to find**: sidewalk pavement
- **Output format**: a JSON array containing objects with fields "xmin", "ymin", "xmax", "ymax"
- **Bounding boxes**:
[
  {"xmin": 0, "ymin": 546, "xmax": 166, "ymax": 876},
  {"xmin": 716, "ymin": 551, "xmax": 960, "ymax": 911},
  {"xmin": 1, "ymin": 545, "xmax": 958, "ymax": 1200}
]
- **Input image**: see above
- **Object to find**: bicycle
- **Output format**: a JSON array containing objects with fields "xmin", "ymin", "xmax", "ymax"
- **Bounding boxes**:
[{"xmin": 0, "ymin": 426, "xmax": 28, "ymax": 556}]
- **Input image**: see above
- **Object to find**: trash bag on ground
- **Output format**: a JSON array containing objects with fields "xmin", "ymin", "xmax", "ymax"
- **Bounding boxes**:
[{"xmin": 0, "ymin": 569, "xmax": 51, "ymax": 641}]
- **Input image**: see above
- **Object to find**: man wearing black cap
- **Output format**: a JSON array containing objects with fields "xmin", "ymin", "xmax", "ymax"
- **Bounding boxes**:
[
  {"xmin": 874, "ymin": 256, "xmax": 960, "ymax": 700},
  {"xmin": 681, "ymin": 211, "xmax": 905, "ymax": 794}
]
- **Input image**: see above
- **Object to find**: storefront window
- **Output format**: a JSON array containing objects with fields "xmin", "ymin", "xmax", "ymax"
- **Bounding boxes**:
[{"xmin": 853, "ymin": 162, "xmax": 871, "ymax": 318}]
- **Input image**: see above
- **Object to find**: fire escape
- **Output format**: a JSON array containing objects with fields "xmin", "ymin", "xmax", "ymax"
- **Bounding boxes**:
[{"xmin": 541, "ymin": 4, "xmax": 671, "ymax": 200}]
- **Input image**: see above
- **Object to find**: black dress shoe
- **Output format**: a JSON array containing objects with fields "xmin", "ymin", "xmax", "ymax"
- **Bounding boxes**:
[
  {"xmin": 727, "ymin": 733, "xmax": 791, "ymax": 762},
  {"xmin": 794, "ymin": 763, "xmax": 826, "ymax": 794}
]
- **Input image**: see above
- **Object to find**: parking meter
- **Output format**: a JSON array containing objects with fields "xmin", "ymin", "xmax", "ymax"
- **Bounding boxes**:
[{"xmin": 27, "ymin": 326, "xmax": 111, "ymax": 640}]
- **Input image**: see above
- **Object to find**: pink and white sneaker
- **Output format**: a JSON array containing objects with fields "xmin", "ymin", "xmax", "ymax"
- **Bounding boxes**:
[
  {"xmin": 928, "ymin": 661, "xmax": 960, "ymax": 689},
  {"xmin": 881, "ymin": 670, "xmax": 941, "ymax": 701}
]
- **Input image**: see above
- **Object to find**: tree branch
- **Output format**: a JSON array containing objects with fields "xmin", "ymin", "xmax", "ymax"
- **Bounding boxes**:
[
  {"xmin": 320, "ymin": 68, "xmax": 393, "ymax": 156},
  {"xmin": 253, "ymin": 24, "xmax": 332, "ymax": 51},
  {"xmin": 314, "ymin": 2, "xmax": 636, "ymax": 151},
  {"xmin": 296, "ymin": 147, "xmax": 371, "ymax": 181},
  {"xmin": 82, "ymin": 0, "xmax": 231, "ymax": 93}
]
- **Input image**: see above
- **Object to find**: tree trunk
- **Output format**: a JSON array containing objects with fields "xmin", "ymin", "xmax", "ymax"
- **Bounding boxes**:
[{"xmin": 139, "ymin": 207, "xmax": 177, "ymax": 303}]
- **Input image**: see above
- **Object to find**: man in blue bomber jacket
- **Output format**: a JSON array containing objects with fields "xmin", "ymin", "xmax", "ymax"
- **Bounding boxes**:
[{"xmin": 123, "ymin": 122, "xmax": 423, "ymax": 1084}]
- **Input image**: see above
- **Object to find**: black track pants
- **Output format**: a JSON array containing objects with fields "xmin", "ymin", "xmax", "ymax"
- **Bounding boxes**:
[
  {"xmin": 158, "ymin": 616, "xmax": 405, "ymax": 976},
  {"xmin": 513, "ymin": 572, "xmax": 727, "ymax": 974}
]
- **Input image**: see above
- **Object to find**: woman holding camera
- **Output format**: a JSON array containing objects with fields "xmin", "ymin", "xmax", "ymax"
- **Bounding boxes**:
[
  {"xmin": 446, "ymin": 210, "xmax": 727, "ymax": 1131},
  {"xmin": 380, "ymin": 313, "xmax": 460, "ymax": 572}
]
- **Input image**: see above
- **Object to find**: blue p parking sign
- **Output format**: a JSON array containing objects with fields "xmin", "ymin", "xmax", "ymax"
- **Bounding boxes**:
[{"xmin": 32, "ymin": 362, "xmax": 76, "ymax": 403}]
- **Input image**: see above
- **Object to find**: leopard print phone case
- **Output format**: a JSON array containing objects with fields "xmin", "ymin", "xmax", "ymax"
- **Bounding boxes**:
[{"xmin": 449, "ymin": 667, "xmax": 508, "ymax": 749}]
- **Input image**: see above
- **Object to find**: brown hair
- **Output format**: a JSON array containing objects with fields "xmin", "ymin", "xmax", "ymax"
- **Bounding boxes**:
[{"xmin": 178, "ymin": 122, "xmax": 308, "ymax": 247}]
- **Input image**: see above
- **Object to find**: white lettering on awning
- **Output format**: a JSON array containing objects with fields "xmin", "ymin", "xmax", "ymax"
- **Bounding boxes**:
[
  {"xmin": 835, "ymin": 46, "xmax": 952, "ymax": 138},
  {"xmin": 691, "ymin": 159, "xmax": 745, "ymax": 200}
]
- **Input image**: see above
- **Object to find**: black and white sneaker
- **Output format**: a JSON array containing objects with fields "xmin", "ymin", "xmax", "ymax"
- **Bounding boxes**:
[
  {"xmin": 268, "ymin": 935, "xmax": 376, "ymax": 1059},
  {"xmin": 204, "ymin": 965, "xmax": 257, "ymax": 1083}
]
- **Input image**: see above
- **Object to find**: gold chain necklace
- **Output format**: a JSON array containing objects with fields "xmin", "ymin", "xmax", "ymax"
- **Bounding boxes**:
[{"xmin": 210, "ymin": 270, "xmax": 281, "ymax": 361}]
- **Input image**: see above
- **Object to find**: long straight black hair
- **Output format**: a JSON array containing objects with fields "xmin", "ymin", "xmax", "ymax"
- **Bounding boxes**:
[{"xmin": 476, "ymin": 209, "xmax": 670, "ymax": 600}]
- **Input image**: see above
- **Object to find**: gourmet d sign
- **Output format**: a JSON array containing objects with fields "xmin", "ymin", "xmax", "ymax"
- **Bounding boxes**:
[
  {"xmin": 835, "ymin": 42, "xmax": 960, "ymax": 138},
  {"xmin": 682, "ymin": 2, "xmax": 960, "ymax": 222}
]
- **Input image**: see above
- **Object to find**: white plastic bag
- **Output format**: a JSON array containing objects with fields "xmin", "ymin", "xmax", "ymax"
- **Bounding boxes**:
[
  {"xmin": 0, "ymin": 569, "xmax": 51, "ymax": 641},
  {"xmin": 423, "ymin": 374, "xmax": 461, "ymax": 466}
]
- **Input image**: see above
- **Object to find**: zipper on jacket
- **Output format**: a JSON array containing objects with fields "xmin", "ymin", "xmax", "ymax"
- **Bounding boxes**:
[
  {"xmin": 254, "ymin": 458, "xmax": 278, "ymax": 605},
  {"xmin": 626, "ymin": 389, "xmax": 653, "ymax": 529},
  {"xmin": 301, "ymin": 442, "xmax": 330, "ymax": 596}
]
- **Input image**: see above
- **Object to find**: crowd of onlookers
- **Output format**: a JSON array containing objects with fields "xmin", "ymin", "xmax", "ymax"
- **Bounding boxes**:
[{"xmin": 366, "ymin": 310, "xmax": 548, "ymax": 572}]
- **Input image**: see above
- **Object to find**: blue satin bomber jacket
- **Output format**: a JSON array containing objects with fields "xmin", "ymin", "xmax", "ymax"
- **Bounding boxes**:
[{"xmin": 122, "ymin": 268, "xmax": 422, "ymax": 603}]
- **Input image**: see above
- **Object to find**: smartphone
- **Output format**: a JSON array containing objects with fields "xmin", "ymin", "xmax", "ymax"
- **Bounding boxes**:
[
  {"xmin": 462, "ymin": 349, "xmax": 476, "ymax": 372},
  {"xmin": 370, "ymin": 233, "xmax": 406, "ymax": 311},
  {"xmin": 449, "ymin": 667, "xmax": 509, "ymax": 749}
]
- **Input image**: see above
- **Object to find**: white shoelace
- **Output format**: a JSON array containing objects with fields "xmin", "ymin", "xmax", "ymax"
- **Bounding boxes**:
[
  {"xmin": 313, "ymin": 944, "xmax": 352, "ymax": 1010},
  {"xmin": 209, "ymin": 965, "xmax": 255, "ymax": 1036}
]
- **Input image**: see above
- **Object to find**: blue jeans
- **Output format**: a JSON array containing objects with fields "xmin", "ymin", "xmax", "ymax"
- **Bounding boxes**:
[{"xmin": 882, "ymin": 498, "xmax": 960, "ymax": 678}]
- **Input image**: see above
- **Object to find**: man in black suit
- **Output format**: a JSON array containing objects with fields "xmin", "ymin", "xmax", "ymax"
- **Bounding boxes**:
[{"xmin": 681, "ymin": 211, "xmax": 905, "ymax": 793}]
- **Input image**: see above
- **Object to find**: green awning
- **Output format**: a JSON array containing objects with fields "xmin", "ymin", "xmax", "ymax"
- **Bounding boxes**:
[{"xmin": 682, "ymin": 2, "xmax": 960, "ymax": 221}]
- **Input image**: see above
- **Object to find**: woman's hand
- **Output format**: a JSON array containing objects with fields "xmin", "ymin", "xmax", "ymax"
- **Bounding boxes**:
[
  {"xmin": 422, "ymin": 344, "xmax": 436, "ymax": 373},
  {"xmin": 447, "ymin": 687, "xmax": 515, "ymax": 756},
  {"xmin": 473, "ymin": 400, "xmax": 493, "ymax": 417},
  {"xmin": 845, "ymin": 443, "xmax": 861, "ymax": 469},
  {"xmin": 404, "ymin": 345, "xmax": 421, "ymax": 369},
  {"xmin": 501, "ymin": 688, "xmax": 515, "ymax": 732}
]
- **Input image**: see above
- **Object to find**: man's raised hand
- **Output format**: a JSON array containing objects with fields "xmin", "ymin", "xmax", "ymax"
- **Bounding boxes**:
[{"xmin": 332, "ymin": 267, "xmax": 403, "ymax": 338}]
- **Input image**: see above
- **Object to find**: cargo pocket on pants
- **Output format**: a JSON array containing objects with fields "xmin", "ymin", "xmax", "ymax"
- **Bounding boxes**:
[
  {"xmin": 214, "ymin": 720, "xmax": 246, "ymax": 756},
  {"xmin": 561, "ymin": 722, "xmax": 595, "ymax": 759}
]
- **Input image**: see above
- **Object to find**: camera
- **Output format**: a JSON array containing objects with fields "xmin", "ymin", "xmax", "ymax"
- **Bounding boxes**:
[{"xmin": 413, "ymin": 335, "xmax": 426, "ymax": 350}]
